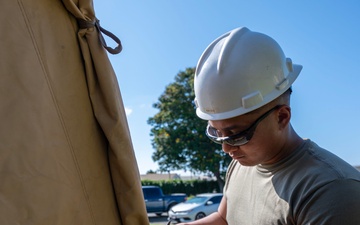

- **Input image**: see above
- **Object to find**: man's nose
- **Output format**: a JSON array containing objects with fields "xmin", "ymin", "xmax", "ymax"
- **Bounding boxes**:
[{"xmin": 222, "ymin": 143, "xmax": 237, "ymax": 154}]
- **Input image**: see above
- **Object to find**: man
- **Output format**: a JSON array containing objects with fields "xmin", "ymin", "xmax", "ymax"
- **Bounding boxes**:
[{"xmin": 179, "ymin": 27, "xmax": 360, "ymax": 224}]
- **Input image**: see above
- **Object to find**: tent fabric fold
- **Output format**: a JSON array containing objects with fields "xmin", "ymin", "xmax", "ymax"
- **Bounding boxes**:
[{"xmin": 0, "ymin": 0, "xmax": 148, "ymax": 224}]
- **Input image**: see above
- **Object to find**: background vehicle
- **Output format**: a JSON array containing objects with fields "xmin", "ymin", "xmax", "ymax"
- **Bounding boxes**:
[
  {"xmin": 168, "ymin": 193, "xmax": 223, "ymax": 223},
  {"xmin": 142, "ymin": 186, "xmax": 187, "ymax": 216}
]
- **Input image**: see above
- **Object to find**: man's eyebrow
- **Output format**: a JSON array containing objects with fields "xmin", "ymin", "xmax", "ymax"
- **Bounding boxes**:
[{"xmin": 208, "ymin": 124, "xmax": 242, "ymax": 132}]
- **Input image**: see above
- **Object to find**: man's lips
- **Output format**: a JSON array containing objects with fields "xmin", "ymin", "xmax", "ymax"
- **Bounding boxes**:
[{"xmin": 229, "ymin": 152, "xmax": 245, "ymax": 159}]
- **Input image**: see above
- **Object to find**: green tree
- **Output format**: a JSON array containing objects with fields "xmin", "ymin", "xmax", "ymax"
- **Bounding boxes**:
[{"xmin": 147, "ymin": 67, "xmax": 231, "ymax": 190}]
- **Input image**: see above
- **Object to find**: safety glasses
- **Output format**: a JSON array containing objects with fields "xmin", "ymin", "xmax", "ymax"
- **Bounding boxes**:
[{"xmin": 206, "ymin": 105, "xmax": 283, "ymax": 146}]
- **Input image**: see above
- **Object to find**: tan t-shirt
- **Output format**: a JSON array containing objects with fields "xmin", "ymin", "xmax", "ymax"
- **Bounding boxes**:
[{"xmin": 224, "ymin": 139, "xmax": 360, "ymax": 225}]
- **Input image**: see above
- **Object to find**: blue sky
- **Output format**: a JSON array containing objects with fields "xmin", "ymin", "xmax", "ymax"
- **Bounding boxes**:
[{"xmin": 94, "ymin": 1, "xmax": 360, "ymax": 175}]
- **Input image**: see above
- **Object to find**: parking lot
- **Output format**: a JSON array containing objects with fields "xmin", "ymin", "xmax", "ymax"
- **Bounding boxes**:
[{"xmin": 148, "ymin": 213, "xmax": 171, "ymax": 225}]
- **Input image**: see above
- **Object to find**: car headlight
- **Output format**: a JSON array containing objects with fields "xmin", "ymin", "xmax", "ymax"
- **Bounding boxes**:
[{"xmin": 174, "ymin": 209, "xmax": 193, "ymax": 214}]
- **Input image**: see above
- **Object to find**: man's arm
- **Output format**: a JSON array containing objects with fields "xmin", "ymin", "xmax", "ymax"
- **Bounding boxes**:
[{"xmin": 177, "ymin": 196, "xmax": 227, "ymax": 225}]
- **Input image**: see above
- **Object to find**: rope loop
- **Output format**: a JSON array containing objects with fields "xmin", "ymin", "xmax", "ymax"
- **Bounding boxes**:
[{"xmin": 78, "ymin": 18, "xmax": 122, "ymax": 55}]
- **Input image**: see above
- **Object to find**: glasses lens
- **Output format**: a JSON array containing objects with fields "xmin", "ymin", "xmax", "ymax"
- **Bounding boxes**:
[
  {"xmin": 206, "ymin": 125, "xmax": 249, "ymax": 146},
  {"xmin": 226, "ymin": 135, "xmax": 249, "ymax": 146},
  {"xmin": 206, "ymin": 125, "xmax": 223, "ymax": 144},
  {"xmin": 206, "ymin": 125, "xmax": 218, "ymax": 137}
]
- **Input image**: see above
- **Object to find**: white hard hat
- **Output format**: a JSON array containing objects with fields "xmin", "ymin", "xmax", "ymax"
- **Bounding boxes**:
[{"xmin": 194, "ymin": 27, "xmax": 302, "ymax": 120}]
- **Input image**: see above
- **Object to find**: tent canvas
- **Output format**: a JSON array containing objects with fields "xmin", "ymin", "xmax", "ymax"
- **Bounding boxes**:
[{"xmin": 0, "ymin": 0, "xmax": 148, "ymax": 224}]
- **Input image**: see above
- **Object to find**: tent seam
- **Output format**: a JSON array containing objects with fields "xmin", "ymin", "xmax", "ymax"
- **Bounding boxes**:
[{"xmin": 17, "ymin": 1, "xmax": 96, "ymax": 224}]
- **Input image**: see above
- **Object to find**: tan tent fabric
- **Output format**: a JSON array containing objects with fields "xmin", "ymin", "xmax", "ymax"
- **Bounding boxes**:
[{"xmin": 0, "ymin": 0, "xmax": 148, "ymax": 224}]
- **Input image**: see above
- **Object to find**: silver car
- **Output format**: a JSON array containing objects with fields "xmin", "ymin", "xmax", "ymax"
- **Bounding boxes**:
[{"xmin": 168, "ymin": 193, "xmax": 223, "ymax": 223}]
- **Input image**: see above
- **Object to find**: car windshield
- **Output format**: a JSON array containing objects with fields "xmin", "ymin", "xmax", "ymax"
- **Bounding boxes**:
[{"xmin": 185, "ymin": 196, "xmax": 208, "ymax": 204}]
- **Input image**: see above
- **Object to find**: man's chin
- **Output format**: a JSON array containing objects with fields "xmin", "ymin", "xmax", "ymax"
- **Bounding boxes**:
[{"xmin": 235, "ymin": 157, "xmax": 256, "ymax": 166}]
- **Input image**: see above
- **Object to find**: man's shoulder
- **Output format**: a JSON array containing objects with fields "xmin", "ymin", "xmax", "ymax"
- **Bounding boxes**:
[
  {"xmin": 270, "ymin": 140, "xmax": 360, "ymax": 202},
  {"xmin": 304, "ymin": 140, "xmax": 360, "ymax": 179}
]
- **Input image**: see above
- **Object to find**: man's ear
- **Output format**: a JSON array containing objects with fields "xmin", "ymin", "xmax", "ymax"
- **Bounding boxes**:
[{"xmin": 277, "ymin": 105, "xmax": 291, "ymax": 129}]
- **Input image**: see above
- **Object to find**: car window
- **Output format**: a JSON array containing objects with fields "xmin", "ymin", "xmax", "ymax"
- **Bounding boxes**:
[
  {"xmin": 186, "ymin": 197, "xmax": 207, "ymax": 204},
  {"xmin": 209, "ymin": 196, "xmax": 222, "ymax": 204},
  {"xmin": 143, "ymin": 188, "xmax": 161, "ymax": 198}
]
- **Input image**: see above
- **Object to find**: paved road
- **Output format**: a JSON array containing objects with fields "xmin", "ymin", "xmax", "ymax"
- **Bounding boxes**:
[{"xmin": 148, "ymin": 213, "xmax": 173, "ymax": 225}]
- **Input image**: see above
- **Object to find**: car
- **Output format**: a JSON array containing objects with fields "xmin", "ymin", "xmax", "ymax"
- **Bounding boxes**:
[
  {"xmin": 142, "ymin": 186, "xmax": 187, "ymax": 216},
  {"xmin": 168, "ymin": 193, "xmax": 223, "ymax": 223}
]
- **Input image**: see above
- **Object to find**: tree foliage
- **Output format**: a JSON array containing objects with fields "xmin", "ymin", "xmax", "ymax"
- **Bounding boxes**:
[{"xmin": 147, "ymin": 68, "xmax": 231, "ymax": 189}]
